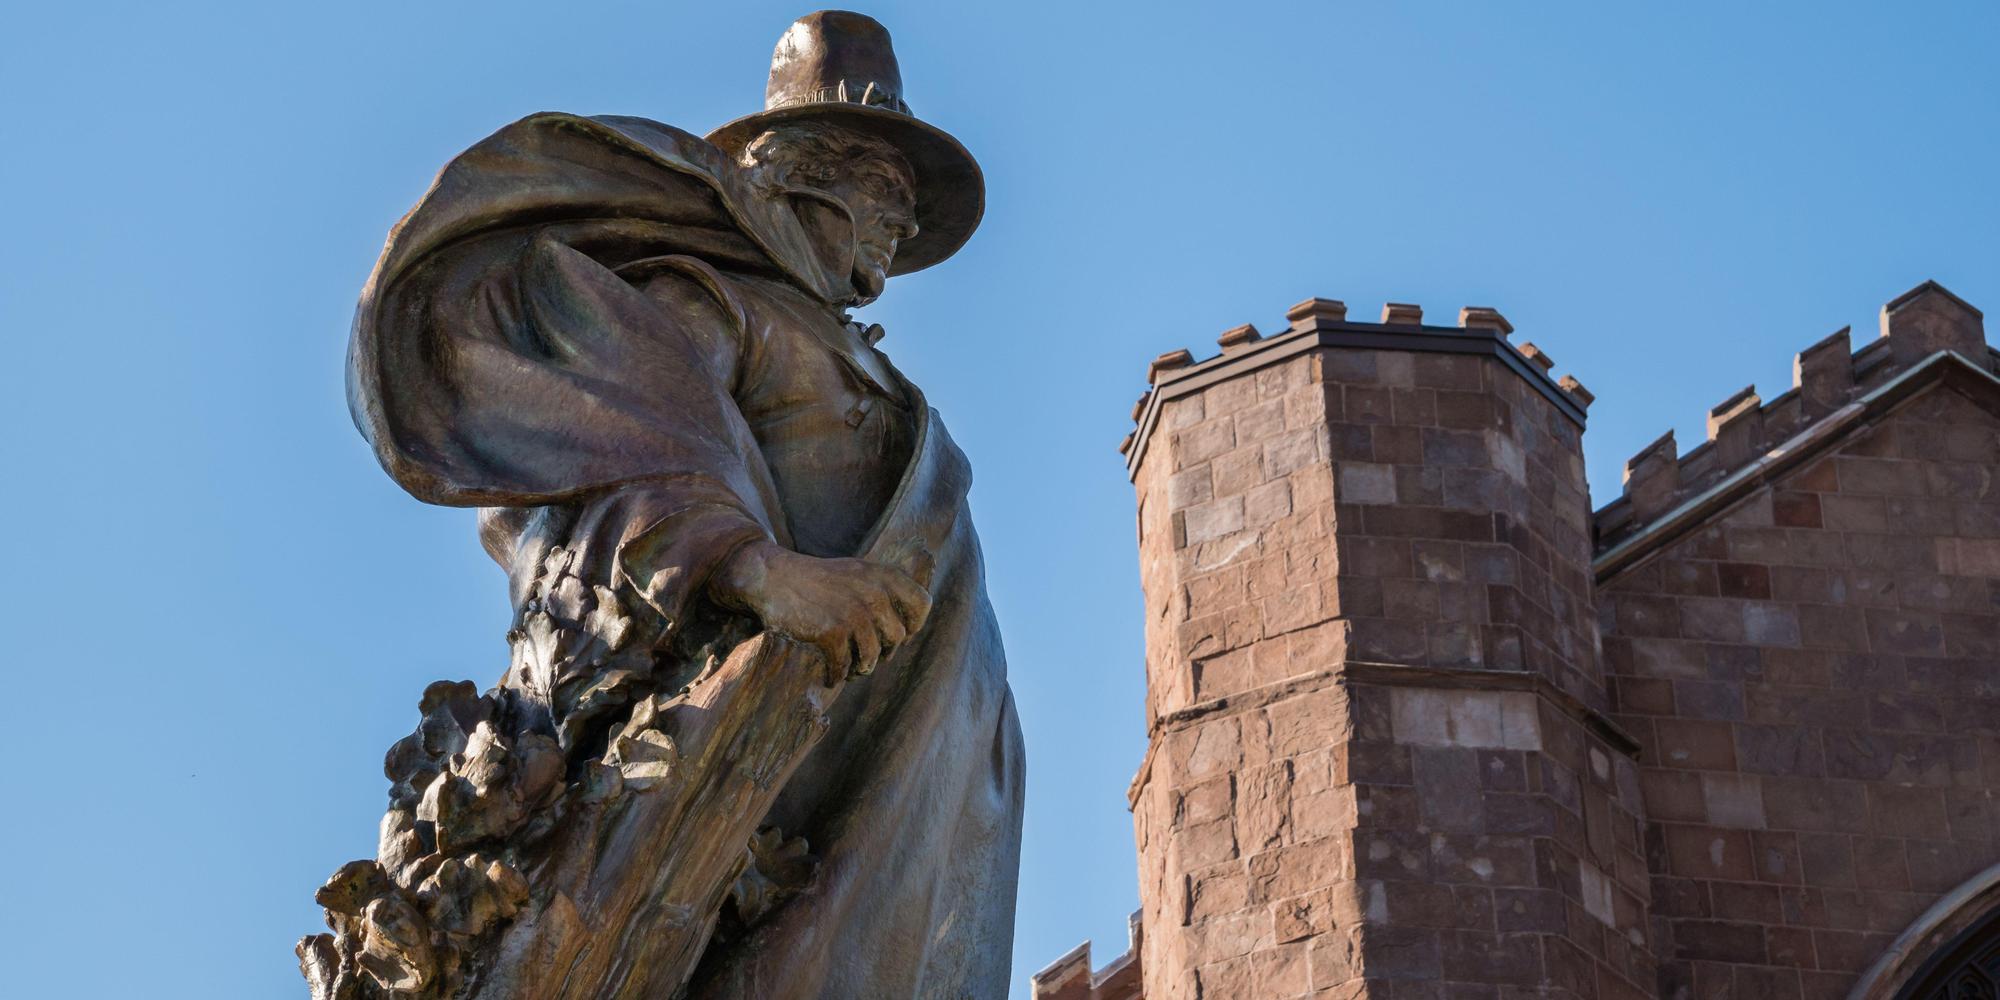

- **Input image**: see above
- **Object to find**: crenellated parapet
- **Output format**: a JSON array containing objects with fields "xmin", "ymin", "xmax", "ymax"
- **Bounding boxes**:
[
  {"xmin": 1031, "ymin": 912, "xmax": 1144, "ymax": 1000},
  {"xmin": 1593, "ymin": 280, "xmax": 1995, "ymax": 573},
  {"xmin": 1121, "ymin": 298, "xmax": 1595, "ymax": 474}
]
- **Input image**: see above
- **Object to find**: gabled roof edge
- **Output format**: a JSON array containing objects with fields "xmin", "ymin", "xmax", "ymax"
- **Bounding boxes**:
[{"xmin": 1593, "ymin": 350, "xmax": 2000, "ymax": 583}]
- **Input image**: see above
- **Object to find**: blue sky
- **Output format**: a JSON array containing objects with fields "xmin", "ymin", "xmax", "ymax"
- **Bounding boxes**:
[{"xmin": 4, "ymin": 2, "xmax": 1997, "ymax": 996}]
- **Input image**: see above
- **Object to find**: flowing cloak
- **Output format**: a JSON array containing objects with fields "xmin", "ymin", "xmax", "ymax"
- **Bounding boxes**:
[{"xmin": 348, "ymin": 113, "xmax": 1024, "ymax": 998}]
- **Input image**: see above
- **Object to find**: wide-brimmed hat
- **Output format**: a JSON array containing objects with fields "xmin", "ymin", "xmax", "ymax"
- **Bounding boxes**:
[{"xmin": 707, "ymin": 11, "xmax": 983, "ymax": 276}]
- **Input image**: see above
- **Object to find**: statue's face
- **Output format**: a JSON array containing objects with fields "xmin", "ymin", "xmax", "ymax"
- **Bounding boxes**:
[{"xmin": 815, "ymin": 156, "xmax": 918, "ymax": 300}]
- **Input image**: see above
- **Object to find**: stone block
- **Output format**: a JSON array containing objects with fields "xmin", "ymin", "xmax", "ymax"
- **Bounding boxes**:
[
  {"xmin": 1183, "ymin": 496, "xmax": 1246, "ymax": 546},
  {"xmin": 1286, "ymin": 297, "xmax": 1349, "ymax": 333},
  {"xmin": 1837, "ymin": 457, "xmax": 1929, "ymax": 497},
  {"xmin": 1578, "ymin": 861, "xmax": 1617, "ymax": 928},
  {"xmin": 1174, "ymin": 417, "xmax": 1237, "ymax": 471},
  {"xmin": 1336, "ymin": 462, "xmax": 1398, "ymax": 505},
  {"xmin": 1438, "ymin": 930, "xmax": 1543, "ymax": 986},
  {"xmin": 1306, "ymin": 926, "xmax": 1364, "ymax": 990},
  {"xmin": 1670, "ymin": 919, "xmax": 1767, "ymax": 964},
  {"xmin": 1880, "ymin": 280, "xmax": 1985, "ymax": 365},
  {"xmin": 1639, "ymin": 770, "xmax": 1705, "ymax": 823},
  {"xmin": 1428, "ymin": 832, "xmax": 1536, "ymax": 886},
  {"xmin": 1423, "ymin": 428, "xmax": 1492, "ymax": 468},
  {"xmin": 1237, "ymin": 398, "xmax": 1288, "ymax": 444},
  {"xmin": 1268, "ymin": 688, "xmax": 1351, "ymax": 759},
  {"xmin": 1188, "ymin": 907, "xmax": 1271, "ymax": 966},
  {"xmin": 1937, "ymin": 537, "xmax": 2000, "ymax": 576},
  {"xmin": 1663, "ymin": 825, "xmax": 1755, "ymax": 880},
  {"xmin": 1245, "ymin": 479, "xmax": 1294, "ymax": 528},
  {"xmin": 1250, "ymin": 940, "xmax": 1309, "ymax": 996},
  {"xmin": 1266, "ymin": 428, "xmax": 1327, "ymax": 478},
  {"xmin": 1734, "ymin": 724, "xmax": 1825, "ymax": 778},
  {"xmin": 1850, "ymin": 836, "xmax": 1912, "ymax": 891},
  {"xmin": 1176, "ymin": 816, "xmax": 1240, "ymax": 869},
  {"xmin": 1413, "ymin": 748, "xmax": 1487, "ymax": 832},
  {"xmin": 1812, "ymin": 928, "xmax": 1894, "ymax": 973},
  {"xmin": 1248, "ymin": 838, "xmax": 1352, "ymax": 905},
  {"xmin": 1186, "ymin": 864, "xmax": 1251, "ymax": 924},
  {"xmin": 1650, "ymin": 718, "xmax": 1736, "ymax": 771},
  {"xmin": 1699, "ymin": 773, "xmax": 1767, "ymax": 829},
  {"xmin": 1180, "ymin": 774, "xmax": 1235, "ymax": 828},
  {"xmin": 1237, "ymin": 762, "xmax": 1294, "ymax": 854},
  {"xmin": 1361, "ymin": 926, "xmax": 1442, "ymax": 980},
  {"xmin": 1415, "ymin": 354, "xmax": 1486, "ymax": 392},
  {"xmin": 1761, "ymin": 777, "xmax": 1869, "ymax": 834},
  {"xmin": 1389, "ymin": 689, "xmax": 1542, "ymax": 751},
  {"xmin": 1866, "ymin": 784, "xmax": 1948, "ymax": 840},
  {"xmin": 1907, "ymin": 838, "xmax": 1990, "ymax": 893},
  {"xmin": 1381, "ymin": 302, "xmax": 1424, "ymax": 326},
  {"xmin": 1752, "ymin": 830, "xmax": 1803, "ymax": 884},
  {"xmin": 1793, "ymin": 326, "xmax": 1856, "ymax": 417}
]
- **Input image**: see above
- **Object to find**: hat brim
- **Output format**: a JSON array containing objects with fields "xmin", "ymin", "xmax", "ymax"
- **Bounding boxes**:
[{"xmin": 707, "ymin": 103, "xmax": 983, "ymax": 276}]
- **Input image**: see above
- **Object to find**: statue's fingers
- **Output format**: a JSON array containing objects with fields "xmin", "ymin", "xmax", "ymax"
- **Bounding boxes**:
[
  {"xmin": 874, "ymin": 602, "xmax": 909, "ymax": 647},
  {"xmin": 881, "ymin": 571, "xmax": 933, "ymax": 631},
  {"xmin": 859, "ymin": 585, "xmax": 900, "ymax": 636},
  {"xmin": 815, "ymin": 632, "xmax": 851, "ymax": 686},
  {"xmin": 851, "ymin": 628, "xmax": 882, "ymax": 677}
]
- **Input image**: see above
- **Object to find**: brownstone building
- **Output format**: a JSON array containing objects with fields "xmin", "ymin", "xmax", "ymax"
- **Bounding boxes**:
[{"xmin": 1034, "ymin": 281, "xmax": 2000, "ymax": 1000}]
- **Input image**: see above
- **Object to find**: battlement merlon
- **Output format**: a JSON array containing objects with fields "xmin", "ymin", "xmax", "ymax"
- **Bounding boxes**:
[
  {"xmin": 1121, "ymin": 298, "xmax": 1591, "ymax": 479},
  {"xmin": 1593, "ymin": 279, "xmax": 1999, "ymax": 570},
  {"xmin": 1029, "ymin": 911, "xmax": 1143, "ymax": 1000}
]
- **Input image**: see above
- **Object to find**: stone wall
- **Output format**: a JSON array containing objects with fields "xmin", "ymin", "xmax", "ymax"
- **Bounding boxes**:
[
  {"xmin": 1595, "ymin": 284, "xmax": 2000, "ymax": 999},
  {"xmin": 1127, "ymin": 343, "xmax": 1356, "ymax": 999}
]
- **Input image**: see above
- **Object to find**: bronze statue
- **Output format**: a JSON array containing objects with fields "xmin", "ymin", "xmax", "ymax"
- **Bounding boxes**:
[{"xmin": 300, "ymin": 11, "xmax": 1024, "ymax": 998}]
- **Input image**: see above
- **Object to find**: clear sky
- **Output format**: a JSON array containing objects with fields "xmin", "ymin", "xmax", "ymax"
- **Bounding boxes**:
[{"xmin": 4, "ymin": 2, "xmax": 1998, "ymax": 996}]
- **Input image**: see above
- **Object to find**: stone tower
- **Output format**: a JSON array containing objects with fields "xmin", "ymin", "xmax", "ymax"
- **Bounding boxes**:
[
  {"xmin": 1037, "ymin": 280, "xmax": 2000, "ymax": 1000},
  {"xmin": 1112, "ymin": 301, "xmax": 1653, "ymax": 998}
]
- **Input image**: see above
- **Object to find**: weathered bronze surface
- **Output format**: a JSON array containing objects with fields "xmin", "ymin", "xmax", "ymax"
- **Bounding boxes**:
[{"xmin": 300, "ymin": 11, "xmax": 1023, "ymax": 998}]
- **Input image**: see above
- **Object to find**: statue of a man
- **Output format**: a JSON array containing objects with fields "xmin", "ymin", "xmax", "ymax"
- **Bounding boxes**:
[{"xmin": 305, "ymin": 12, "xmax": 1023, "ymax": 999}]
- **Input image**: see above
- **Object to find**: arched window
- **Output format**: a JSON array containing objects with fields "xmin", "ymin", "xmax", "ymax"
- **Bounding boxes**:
[{"xmin": 1897, "ymin": 906, "xmax": 2000, "ymax": 1000}]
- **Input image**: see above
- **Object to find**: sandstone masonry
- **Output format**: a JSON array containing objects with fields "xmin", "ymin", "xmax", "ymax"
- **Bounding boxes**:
[{"xmin": 1037, "ymin": 281, "xmax": 2000, "ymax": 1000}]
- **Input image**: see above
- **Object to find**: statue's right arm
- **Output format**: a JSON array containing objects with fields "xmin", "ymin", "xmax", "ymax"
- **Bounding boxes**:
[
  {"xmin": 708, "ymin": 540, "xmax": 932, "ymax": 682},
  {"xmin": 620, "ymin": 267, "xmax": 931, "ymax": 679}
]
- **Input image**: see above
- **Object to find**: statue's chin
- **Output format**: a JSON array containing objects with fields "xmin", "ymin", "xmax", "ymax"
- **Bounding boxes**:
[{"xmin": 852, "ymin": 266, "xmax": 888, "ymax": 304}]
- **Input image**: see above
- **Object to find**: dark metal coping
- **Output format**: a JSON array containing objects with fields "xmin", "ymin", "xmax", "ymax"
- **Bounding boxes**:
[{"xmin": 1125, "ymin": 320, "xmax": 1588, "ymax": 481}]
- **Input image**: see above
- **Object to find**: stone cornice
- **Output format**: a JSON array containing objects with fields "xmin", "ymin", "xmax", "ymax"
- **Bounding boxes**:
[{"xmin": 1127, "ymin": 659, "xmax": 1641, "ymax": 808}]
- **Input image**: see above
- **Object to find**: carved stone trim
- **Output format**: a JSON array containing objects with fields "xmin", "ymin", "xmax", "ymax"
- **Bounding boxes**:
[
  {"xmin": 1340, "ymin": 659, "xmax": 1642, "ymax": 758},
  {"xmin": 1126, "ymin": 659, "xmax": 1641, "ymax": 805}
]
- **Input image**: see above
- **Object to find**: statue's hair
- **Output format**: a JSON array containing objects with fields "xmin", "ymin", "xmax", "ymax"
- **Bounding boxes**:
[{"xmin": 739, "ymin": 121, "xmax": 913, "ymax": 193}]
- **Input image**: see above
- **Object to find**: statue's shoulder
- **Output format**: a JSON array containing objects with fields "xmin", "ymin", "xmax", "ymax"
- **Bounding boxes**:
[
  {"xmin": 500, "ymin": 112, "xmax": 736, "ymax": 180},
  {"xmin": 369, "ymin": 112, "xmax": 847, "ymax": 308}
]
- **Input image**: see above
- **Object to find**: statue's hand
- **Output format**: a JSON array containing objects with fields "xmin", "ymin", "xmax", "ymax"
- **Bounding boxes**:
[{"xmin": 712, "ymin": 540, "xmax": 933, "ymax": 682}]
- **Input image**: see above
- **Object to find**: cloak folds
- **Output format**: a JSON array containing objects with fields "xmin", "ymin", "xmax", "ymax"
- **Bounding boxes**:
[
  {"xmin": 350, "ymin": 113, "xmax": 853, "ymax": 638},
  {"xmin": 345, "ymin": 113, "xmax": 1024, "ymax": 997}
]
